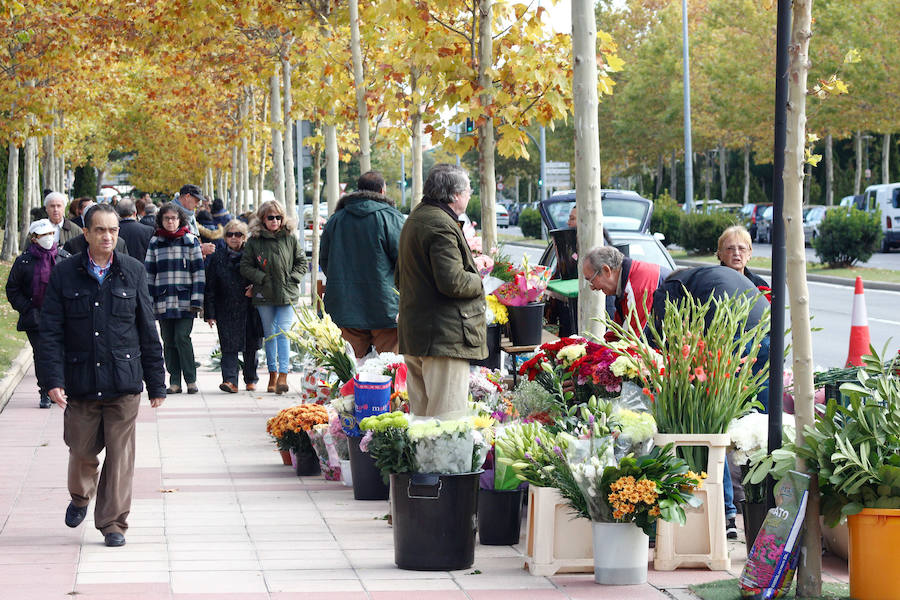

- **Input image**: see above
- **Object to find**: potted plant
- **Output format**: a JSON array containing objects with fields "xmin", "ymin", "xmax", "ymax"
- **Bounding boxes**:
[
  {"xmin": 266, "ymin": 404, "xmax": 330, "ymax": 476},
  {"xmin": 793, "ymin": 346, "xmax": 900, "ymax": 600}
]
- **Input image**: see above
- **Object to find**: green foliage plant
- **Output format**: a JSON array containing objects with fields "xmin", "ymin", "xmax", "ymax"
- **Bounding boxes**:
[
  {"xmin": 359, "ymin": 412, "xmax": 415, "ymax": 483},
  {"xmin": 795, "ymin": 344, "xmax": 900, "ymax": 526},
  {"xmin": 465, "ymin": 195, "xmax": 481, "ymax": 226},
  {"xmin": 812, "ymin": 207, "xmax": 882, "ymax": 267},
  {"xmin": 518, "ymin": 207, "xmax": 543, "ymax": 239},
  {"xmin": 603, "ymin": 293, "xmax": 769, "ymax": 471},
  {"xmin": 678, "ymin": 211, "xmax": 737, "ymax": 254},
  {"xmin": 650, "ymin": 192, "xmax": 683, "ymax": 247}
]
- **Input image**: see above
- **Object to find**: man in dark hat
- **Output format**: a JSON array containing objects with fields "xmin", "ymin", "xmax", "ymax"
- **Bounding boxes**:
[{"xmin": 175, "ymin": 184, "xmax": 216, "ymax": 257}]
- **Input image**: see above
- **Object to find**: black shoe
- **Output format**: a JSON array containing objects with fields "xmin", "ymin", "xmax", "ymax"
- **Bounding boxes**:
[
  {"xmin": 726, "ymin": 517, "xmax": 738, "ymax": 540},
  {"xmin": 39, "ymin": 395, "xmax": 51, "ymax": 409},
  {"xmin": 104, "ymin": 532, "xmax": 126, "ymax": 547},
  {"xmin": 65, "ymin": 502, "xmax": 87, "ymax": 528},
  {"xmin": 166, "ymin": 385, "xmax": 182, "ymax": 394},
  {"xmin": 186, "ymin": 383, "xmax": 199, "ymax": 394}
]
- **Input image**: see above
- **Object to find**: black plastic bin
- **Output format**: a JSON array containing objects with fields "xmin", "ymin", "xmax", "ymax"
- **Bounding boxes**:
[
  {"xmin": 391, "ymin": 472, "xmax": 480, "ymax": 571},
  {"xmin": 478, "ymin": 488, "xmax": 524, "ymax": 545},
  {"xmin": 470, "ymin": 323, "xmax": 502, "ymax": 369},
  {"xmin": 507, "ymin": 302, "xmax": 545, "ymax": 346},
  {"xmin": 348, "ymin": 435, "xmax": 389, "ymax": 500}
]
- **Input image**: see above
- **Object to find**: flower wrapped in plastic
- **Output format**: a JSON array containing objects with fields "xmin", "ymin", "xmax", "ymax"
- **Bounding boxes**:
[
  {"xmin": 727, "ymin": 412, "xmax": 795, "ymax": 466},
  {"xmin": 493, "ymin": 258, "xmax": 551, "ymax": 306},
  {"xmin": 308, "ymin": 424, "xmax": 342, "ymax": 481},
  {"xmin": 612, "ymin": 406, "xmax": 657, "ymax": 459},
  {"xmin": 407, "ymin": 418, "xmax": 489, "ymax": 474}
]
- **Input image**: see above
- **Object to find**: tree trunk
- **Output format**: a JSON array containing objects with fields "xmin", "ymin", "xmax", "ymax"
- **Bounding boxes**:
[
  {"xmin": 282, "ymin": 53, "xmax": 296, "ymax": 220},
  {"xmin": 20, "ymin": 136, "xmax": 36, "ymax": 247},
  {"xmin": 216, "ymin": 168, "xmax": 225, "ymax": 206},
  {"xmin": 411, "ymin": 111, "xmax": 424, "ymax": 209},
  {"xmin": 477, "ymin": 0, "xmax": 497, "ymax": 252},
  {"xmin": 704, "ymin": 151, "xmax": 711, "ymax": 201},
  {"xmin": 256, "ymin": 135, "xmax": 266, "ymax": 210},
  {"xmin": 743, "ymin": 143, "xmax": 751, "ymax": 205},
  {"xmin": 324, "ymin": 123, "xmax": 339, "ymax": 215},
  {"xmin": 784, "ymin": 0, "xmax": 821, "ymax": 595},
  {"xmin": 854, "ymin": 129, "xmax": 862, "ymax": 195},
  {"xmin": 42, "ymin": 133, "xmax": 53, "ymax": 190},
  {"xmin": 310, "ymin": 147, "xmax": 322, "ymax": 305},
  {"xmin": 349, "ymin": 0, "xmax": 371, "ymax": 174},
  {"xmin": 655, "ymin": 153, "xmax": 663, "ymax": 197},
  {"xmin": 57, "ymin": 155, "xmax": 65, "ymax": 196},
  {"xmin": 573, "ymin": 0, "xmax": 605, "ymax": 340},
  {"xmin": 718, "ymin": 141, "xmax": 727, "ymax": 202},
  {"xmin": 95, "ymin": 168, "xmax": 105, "ymax": 196},
  {"xmin": 803, "ymin": 163, "xmax": 812, "ymax": 206},
  {"xmin": 2, "ymin": 141, "xmax": 20, "ymax": 260},
  {"xmin": 825, "ymin": 133, "xmax": 833, "ymax": 205},
  {"xmin": 670, "ymin": 150, "xmax": 677, "ymax": 201},
  {"xmin": 240, "ymin": 136, "xmax": 250, "ymax": 213},
  {"xmin": 270, "ymin": 69, "xmax": 285, "ymax": 205},
  {"xmin": 230, "ymin": 145, "xmax": 239, "ymax": 214},
  {"xmin": 882, "ymin": 133, "xmax": 890, "ymax": 184}
]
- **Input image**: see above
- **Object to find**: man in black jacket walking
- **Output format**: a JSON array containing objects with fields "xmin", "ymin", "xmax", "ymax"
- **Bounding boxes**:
[
  {"xmin": 116, "ymin": 198, "xmax": 155, "ymax": 262},
  {"xmin": 40, "ymin": 203, "xmax": 166, "ymax": 548}
]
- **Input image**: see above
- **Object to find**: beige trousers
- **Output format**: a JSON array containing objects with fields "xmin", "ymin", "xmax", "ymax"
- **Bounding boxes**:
[
  {"xmin": 63, "ymin": 394, "xmax": 141, "ymax": 535},
  {"xmin": 404, "ymin": 355, "xmax": 470, "ymax": 419}
]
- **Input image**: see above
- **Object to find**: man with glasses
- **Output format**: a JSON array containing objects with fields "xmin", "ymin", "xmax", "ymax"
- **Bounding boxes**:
[
  {"xmin": 175, "ymin": 184, "xmax": 217, "ymax": 258},
  {"xmin": 582, "ymin": 245, "xmax": 670, "ymax": 334}
]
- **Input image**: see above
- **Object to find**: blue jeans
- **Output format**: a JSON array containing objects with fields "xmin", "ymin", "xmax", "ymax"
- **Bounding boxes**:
[
  {"xmin": 256, "ymin": 305, "xmax": 294, "ymax": 374},
  {"xmin": 753, "ymin": 335, "xmax": 771, "ymax": 413},
  {"xmin": 723, "ymin": 461, "xmax": 736, "ymax": 519}
]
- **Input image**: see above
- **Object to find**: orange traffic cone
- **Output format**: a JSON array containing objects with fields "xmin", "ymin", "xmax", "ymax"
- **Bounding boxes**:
[{"xmin": 846, "ymin": 276, "xmax": 871, "ymax": 367}]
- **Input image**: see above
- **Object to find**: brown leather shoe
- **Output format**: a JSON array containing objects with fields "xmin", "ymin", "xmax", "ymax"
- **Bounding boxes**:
[
  {"xmin": 219, "ymin": 382, "xmax": 238, "ymax": 394},
  {"xmin": 245, "ymin": 382, "xmax": 256, "ymax": 391},
  {"xmin": 267, "ymin": 372, "xmax": 278, "ymax": 393},
  {"xmin": 275, "ymin": 373, "xmax": 289, "ymax": 395}
]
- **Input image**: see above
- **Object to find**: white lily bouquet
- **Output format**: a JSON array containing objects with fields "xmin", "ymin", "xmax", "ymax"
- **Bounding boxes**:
[{"xmin": 407, "ymin": 418, "xmax": 491, "ymax": 474}]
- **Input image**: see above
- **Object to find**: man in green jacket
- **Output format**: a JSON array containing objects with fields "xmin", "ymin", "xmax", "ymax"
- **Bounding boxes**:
[
  {"xmin": 320, "ymin": 171, "xmax": 405, "ymax": 358},
  {"xmin": 396, "ymin": 164, "xmax": 487, "ymax": 418}
]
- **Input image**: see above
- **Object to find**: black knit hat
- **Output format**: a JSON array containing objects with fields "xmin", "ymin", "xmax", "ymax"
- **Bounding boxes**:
[{"xmin": 179, "ymin": 184, "xmax": 207, "ymax": 204}]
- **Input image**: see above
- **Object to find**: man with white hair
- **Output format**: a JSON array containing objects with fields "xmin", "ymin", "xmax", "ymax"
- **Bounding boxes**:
[{"xmin": 44, "ymin": 192, "xmax": 81, "ymax": 246}]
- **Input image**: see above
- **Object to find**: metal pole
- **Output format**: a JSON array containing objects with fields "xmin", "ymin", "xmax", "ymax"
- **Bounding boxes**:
[
  {"xmin": 539, "ymin": 125, "xmax": 547, "ymax": 201},
  {"xmin": 767, "ymin": 0, "xmax": 791, "ymax": 502},
  {"xmin": 681, "ymin": 0, "xmax": 694, "ymax": 213}
]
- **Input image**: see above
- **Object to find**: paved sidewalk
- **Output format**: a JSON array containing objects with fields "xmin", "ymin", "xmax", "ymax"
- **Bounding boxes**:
[{"xmin": 0, "ymin": 326, "xmax": 849, "ymax": 599}]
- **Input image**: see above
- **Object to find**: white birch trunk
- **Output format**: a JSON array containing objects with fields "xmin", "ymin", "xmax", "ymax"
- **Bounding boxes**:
[
  {"xmin": 670, "ymin": 150, "xmax": 677, "ymax": 201},
  {"xmin": 311, "ymin": 148, "xmax": 322, "ymax": 305},
  {"xmin": 411, "ymin": 112, "xmax": 424, "ymax": 209},
  {"xmin": 784, "ymin": 0, "xmax": 822, "ymax": 594},
  {"xmin": 256, "ymin": 133, "xmax": 267, "ymax": 210},
  {"xmin": 230, "ymin": 145, "xmax": 239, "ymax": 214},
  {"xmin": 477, "ymin": 0, "xmax": 497, "ymax": 253},
  {"xmin": 42, "ymin": 133, "xmax": 53, "ymax": 190},
  {"xmin": 718, "ymin": 141, "xmax": 727, "ymax": 202},
  {"xmin": 349, "ymin": 0, "xmax": 371, "ymax": 174},
  {"xmin": 655, "ymin": 153, "xmax": 663, "ymax": 197},
  {"xmin": 270, "ymin": 69, "xmax": 285, "ymax": 206},
  {"xmin": 241, "ymin": 136, "xmax": 250, "ymax": 213},
  {"xmin": 882, "ymin": 133, "xmax": 890, "ymax": 184},
  {"xmin": 854, "ymin": 130, "xmax": 862, "ymax": 195},
  {"xmin": 282, "ymin": 54, "xmax": 296, "ymax": 220},
  {"xmin": 20, "ymin": 136, "xmax": 37, "ymax": 247},
  {"xmin": 324, "ymin": 123, "xmax": 339, "ymax": 215},
  {"xmin": 572, "ymin": 0, "xmax": 604, "ymax": 339},
  {"xmin": 743, "ymin": 143, "xmax": 750, "ymax": 205},
  {"xmin": 2, "ymin": 141, "xmax": 20, "ymax": 260},
  {"xmin": 825, "ymin": 133, "xmax": 833, "ymax": 205}
]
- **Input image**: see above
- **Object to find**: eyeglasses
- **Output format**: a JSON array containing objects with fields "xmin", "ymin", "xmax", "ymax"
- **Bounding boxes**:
[
  {"xmin": 584, "ymin": 269, "xmax": 599, "ymax": 284},
  {"xmin": 225, "ymin": 231, "xmax": 244, "ymax": 238},
  {"xmin": 724, "ymin": 245, "xmax": 750, "ymax": 254},
  {"xmin": 161, "ymin": 215, "xmax": 180, "ymax": 222},
  {"xmin": 266, "ymin": 215, "xmax": 283, "ymax": 222}
]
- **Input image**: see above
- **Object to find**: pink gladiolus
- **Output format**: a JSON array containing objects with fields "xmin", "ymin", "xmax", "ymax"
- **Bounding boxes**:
[{"xmin": 682, "ymin": 344, "xmax": 690, "ymax": 359}]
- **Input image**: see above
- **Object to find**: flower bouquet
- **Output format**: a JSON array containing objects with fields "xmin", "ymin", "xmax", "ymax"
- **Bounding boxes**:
[
  {"xmin": 308, "ymin": 408, "xmax": 351, "ymax": 481},
  {"xmin": 288, "ymin": 303, "xmax": 356, "ymax": 385},
  {"xmin": 493, "ymin": 256, "xmax": 551, "ymax": 307}
]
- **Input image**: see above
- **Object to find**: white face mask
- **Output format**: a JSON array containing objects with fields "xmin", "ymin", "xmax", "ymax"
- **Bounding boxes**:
[{"xmin": 35, "ymin": 235, "xmax": 54, "ymax": 250}]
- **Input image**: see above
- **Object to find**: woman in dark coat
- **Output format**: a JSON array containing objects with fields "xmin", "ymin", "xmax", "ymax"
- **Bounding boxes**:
[
  {"xmin": 204, "ymin": 219, "xmax": 263, "ymax": 393},
  {"xmin": 4, "ymin": 219, "xmax": 67, "ymax": 408}
]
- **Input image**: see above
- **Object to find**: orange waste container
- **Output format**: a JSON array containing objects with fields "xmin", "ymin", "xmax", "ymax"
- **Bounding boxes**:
[{"xmin": 848, "ymin": 508, "xmax": 900, "ymax": 600}]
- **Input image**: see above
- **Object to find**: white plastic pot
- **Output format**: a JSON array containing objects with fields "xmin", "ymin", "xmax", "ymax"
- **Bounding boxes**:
[
  {"xmin": 592, "ymin": 522, "xmax": 649, "ymax": 585},
  {"xmin": 340, "ymin": 459, "xmax": 353, "ymax": 487}
]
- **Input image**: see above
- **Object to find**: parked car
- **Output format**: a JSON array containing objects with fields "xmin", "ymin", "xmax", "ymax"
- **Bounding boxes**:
[
  {"xmin": 686, "ymin": 199, "xmax": 722, "ymax": 213},
  {"xmin": 715, "ymin": 203, "xmax": 743, "ymax": 217},
  {"xmin": 755, "ymin": 205, "xmax": 774, "ymax": 243},
  {"xmin": 803, "ymin": 205, "xmax": 838, "ymax": 245},
  {"xmin": 496, "ymin": 204, "xmax": 510, "ymax": 228},
  {"xmin": 301, "ymin": 204, "xmax": 329, "ymax": 256},
  {"xmin": 862, "ymin": 183, "xmax": 900, "ymax": 252},
  {"xmin": 739, "ymin": 202, "xmax": 771, "ymax": 242}
]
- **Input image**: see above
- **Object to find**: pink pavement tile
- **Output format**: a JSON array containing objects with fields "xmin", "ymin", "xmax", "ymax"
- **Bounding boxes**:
[
  {"xmin": 0, "ymin": 564, "xmax": 76, "ymax": 587},
  {"xmin": 172, "ymin": 595, "xmax": 270, "ymax": 600},
  {"xmin": 160, "ymin": 484, "xmax": 304, "ymax": 493},
  {"xmin": 270, "ymin": 594, "xmax": 369, "ymax": 600},
  {"xmin": 645, "ymin": 568, "xmax": 735, "ymax": 588},
  {"xmin": 467, "ymin": 590, "xmax": 569, "ymax": 600},
  {"xmin": 75, "ymin": 583, "xmax": 173, "ymax": 596},
  {"xmin": 551, "ymin": 576, "xmax": 670, "ymax": 599},
  {"xmin": 368, "ymin": 592, "xmax": 469, "ymax": 600}
]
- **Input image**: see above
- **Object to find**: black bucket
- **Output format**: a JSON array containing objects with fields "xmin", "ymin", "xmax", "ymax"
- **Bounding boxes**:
[
  {"xmin": 292, "ymin": 446, "xmax": 321, "ymax": 477},
  {"xmin": 348, "ymin": 435, "xmax": 389, "ymax": 500},
  {"xmin": 478, "ymin": 488, "xmax": 524, "ymax": 545},
  {"xmin": 742, "ymin": 501, "xmax": 768, "ymax": 550},
  {"xmin": 507, "ymin": 302, "xmax": 545, "ymax": 346},
  {"xmin": 391, "ymin": 472, "xmax": 480, "ymax": 571},
  {"xmin": 470, "ymin": 324, "xmax": 502, "ymax": 369}
]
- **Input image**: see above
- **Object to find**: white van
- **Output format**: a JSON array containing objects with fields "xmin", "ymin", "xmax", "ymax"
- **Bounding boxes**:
[{"xmin": 862, "ymin": 183, "xmax": 900, "ymax": 252}]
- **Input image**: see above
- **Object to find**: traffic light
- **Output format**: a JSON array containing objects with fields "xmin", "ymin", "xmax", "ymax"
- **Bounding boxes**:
[{"xmin": 465, "ymin": 118, "xmax": 474, "ymax": 133}]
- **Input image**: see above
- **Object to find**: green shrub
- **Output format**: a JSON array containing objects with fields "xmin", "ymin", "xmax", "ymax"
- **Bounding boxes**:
[
  {"xmin": 465, "ymin": 196, "xmax": 481, "ymax": 226},
  {"xmin": 679, "ymin": 211, "xmax": 737, "ymax": 254},
  {"xmin": 519, "ymin": 208, "xmax": 543, "ymax": 239},
  {"xmin": 813, "ymin": 207, "xmax": 882, "ymax": 267},
  {"xmin": 650, "ymin": 192, "xmax": 683, "ymax": 247}
]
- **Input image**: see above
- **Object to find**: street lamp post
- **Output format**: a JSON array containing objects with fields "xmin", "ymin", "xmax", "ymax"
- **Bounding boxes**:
[{"xmin": 681, "ymin": 0, "xmax": 694, "ymax": 213}]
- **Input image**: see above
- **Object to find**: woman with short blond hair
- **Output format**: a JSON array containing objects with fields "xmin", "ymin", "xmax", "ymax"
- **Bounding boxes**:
[
  {"xmin": 240, "ymin": 200, "xmax": 307, "ymax": 394},
  {"xmin": 716, "ymin": 225, "xmax": 767, "ymax": 288}
]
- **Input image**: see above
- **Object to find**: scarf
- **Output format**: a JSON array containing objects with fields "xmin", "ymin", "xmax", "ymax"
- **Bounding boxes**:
[
  {"xmin": 29, "ymin": 242, "xmax": 58, "ymax": 308},
  {"xmin": 156, "ymin": 226, "xmax": 190, "ymax": 240},
  {"xmin": 421, "ymin": 198, "xmax": 462, "ymax": 226}
]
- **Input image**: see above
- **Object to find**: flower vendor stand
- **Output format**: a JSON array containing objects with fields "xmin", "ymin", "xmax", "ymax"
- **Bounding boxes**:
[
  {"xmin": 524, "ymin": 485, "xmax": 594, "ymax": 576},
  {"xmin": 478, "ymin": 488, "xmax": 524, "ymax": 545},
  {"xmin": 592, "ymin": 522, "xmax": 649, "ymax": 585},
  {"xmin": 391, "ymin": 472, "xmax": 480, "ymax": 571},
  {"xmin": 653, "ymin": 433, "xmax": 730, "ymax": 571},
  {"xmin": 847, "ymin": 509, "xmax": 900, "ymax": 600}
]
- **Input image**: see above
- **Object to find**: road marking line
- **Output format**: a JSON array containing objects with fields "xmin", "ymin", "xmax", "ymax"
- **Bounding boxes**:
[{"xmin": 870, "ymin": 318, "xmax": 900, "ymax": 326}]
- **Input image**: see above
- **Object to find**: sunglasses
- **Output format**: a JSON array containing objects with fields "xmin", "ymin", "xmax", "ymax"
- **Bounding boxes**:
[
  {"xmin": 266, "ymin": 215, "xmax": 283, "ymax": 222},
  {"xmin": 225, "ymin": 231, "xmax": 244, "ymax": 238}
]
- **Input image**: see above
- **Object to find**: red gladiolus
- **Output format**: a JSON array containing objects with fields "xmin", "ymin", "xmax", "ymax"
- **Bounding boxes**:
[
  {"xmin": 694, "ymin": 367, "xmax": 707, "ymax": 382},
  {"xmin": 682, "ymin": 344, "xmax": 690, "ymax": 359}
]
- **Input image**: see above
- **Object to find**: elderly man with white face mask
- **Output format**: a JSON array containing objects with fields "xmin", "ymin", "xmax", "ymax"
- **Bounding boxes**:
[{"xmin": 43, "ymin": 192, "xmax": 81, "ymax": 246}]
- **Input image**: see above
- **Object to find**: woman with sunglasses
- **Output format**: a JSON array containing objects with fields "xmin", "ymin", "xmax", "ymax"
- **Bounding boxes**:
[
  {"xmin": 145, "ymin": 202, "xmax": 205, "ymax": 394},
  {"xmin": 240, "ymin": 200, "xmax": 307, "ymax": 394},
  {"xmin": 204, "ymin": 220, "xmax": 263, "ymax": 393}
]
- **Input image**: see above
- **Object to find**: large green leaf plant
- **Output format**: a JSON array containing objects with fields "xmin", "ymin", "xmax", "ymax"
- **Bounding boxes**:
[{"xmin": 796, "ymin": 344, "xmax": 900, "ymax": 526}]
